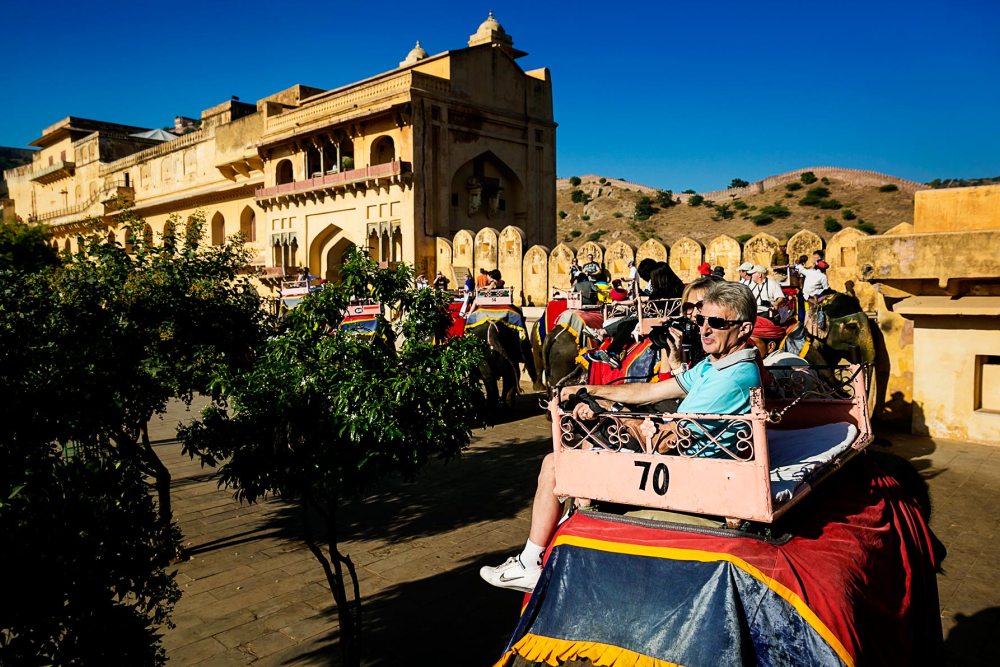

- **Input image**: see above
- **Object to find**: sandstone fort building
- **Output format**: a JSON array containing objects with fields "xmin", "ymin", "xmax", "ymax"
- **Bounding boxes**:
[{"xmin": 1, "ymin": 14, "xmax": 556, "ymax": 284}]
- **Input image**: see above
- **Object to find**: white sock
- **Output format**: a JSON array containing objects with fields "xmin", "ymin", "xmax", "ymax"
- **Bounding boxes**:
[{"xmin": 519, "ymin": 539, "xmax": 545, "ymax": 569}]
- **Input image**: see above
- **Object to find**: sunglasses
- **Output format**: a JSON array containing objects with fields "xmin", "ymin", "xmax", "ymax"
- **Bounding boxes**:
[
  {"xmin": 695, "ymin": 314, "xmax": 745, "ymax": 330},
  {"xmin": 682, "ymin": 300, "xmax": 703, "ymax": 311}
]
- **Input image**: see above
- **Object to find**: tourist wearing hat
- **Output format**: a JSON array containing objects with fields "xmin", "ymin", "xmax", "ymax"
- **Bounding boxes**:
[
  {"xmin": 747, "ymin": 265, "xmax": 786, "ymax": 317},
  {"xmin": 712, "ymin": 266, "xmax": 725, "ymax": 278},
  {"xmin": 737, "ymin": 262, "xmax": 754, "ymax": 286},
  {"xmin": 697, "ymin": 261, "xmax": 712, "ymax": 277}
]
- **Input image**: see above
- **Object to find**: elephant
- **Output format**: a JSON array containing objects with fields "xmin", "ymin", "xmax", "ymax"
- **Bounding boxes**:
[
  {"xmin": 467, "ymin": 319, "xmax": 537, "ymax": 408},
  {"xmin": 782, "ymin": 291, "xmax": 883, "ymax": 413}
]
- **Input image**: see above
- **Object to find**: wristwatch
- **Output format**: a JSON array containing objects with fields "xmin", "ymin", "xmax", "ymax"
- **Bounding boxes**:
[{"xmin": 672, "ymin": 363, "xmax": 688, "ymax": 375}]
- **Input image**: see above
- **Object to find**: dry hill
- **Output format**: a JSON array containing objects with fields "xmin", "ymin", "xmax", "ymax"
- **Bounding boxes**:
[{"xmin": 556, "ymin": 168, "xmax": 924, "ymax": 249}]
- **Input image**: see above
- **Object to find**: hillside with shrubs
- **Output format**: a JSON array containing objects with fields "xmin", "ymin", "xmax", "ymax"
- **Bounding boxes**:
[{"xmin": 555, "ymin": 170, "xmax": 920, "ymax": 248}]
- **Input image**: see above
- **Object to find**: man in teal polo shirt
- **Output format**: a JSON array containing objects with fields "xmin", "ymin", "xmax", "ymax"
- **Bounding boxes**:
[{"xmin": 480, "ymin": 282, "xmax": 760, "ymax": 591}]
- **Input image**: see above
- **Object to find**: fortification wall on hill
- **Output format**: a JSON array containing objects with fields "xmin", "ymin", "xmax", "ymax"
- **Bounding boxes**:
[{"xmin": 692, "ymin": 167, "xmax": 930, "ymax": 202}]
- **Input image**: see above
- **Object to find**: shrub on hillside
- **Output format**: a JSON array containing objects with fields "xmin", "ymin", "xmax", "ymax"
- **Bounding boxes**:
[
  {"xmin": 569, "ymin": 229, "xmax": 582, "ymax": 238},
  {"xmin": 824, "ymin": 217, "xmax": 843, "ymax": 233},
  {"xmin": 655, "ymin": 190, "xmax": 676, "ymax": 208},
  {"xmin": 587, "ymin": 229, "xmax": 607, "ymax": 242},
  {"xmin": 785, "ymin": 182, "xmax": 803, "ymax": 191},
  {"xmin": 730, "ymin": 178, "xmax": 749, "ymax": 188},
  {"xmin": 752, "ymin": 213, "xmax": 773, "ymax": 226},
  {"xmin": 735, "ymin": 234, "xmax": 753, "ymax": 244},
  {"xmin": 569, "ymin": 176, "xmax": 582, "ymax": 186},
  {"xmin": 613, "ymin": 211, "xmax": 623, "ymax": 218},
  {"xmin": 821, "ymin": 177, "xmax": 830, "ymax": 185},
  {"xmin": 878, "ymin": 183, "xmax": 898, "ymax": 192},
  {"xmin": 760, "ymin": 203, "xmax": 791, "ymax": 218},
  {"xmin": 784, "ymin": 193, "xmax": 795, "ymax": 199},
  {"xmin": 841, "ymin": 209, "xmax": 856, "ymax": 220},
  {"xmin": 712, "ymin": 203, "xmax": 735, "ymax": 221},
  {"xmin": 571, "ymin": 189, "xmax": 591, "ymax": 204},
  {"xmin": 634, "ymin": 196, "xmax": 656, "ymax": 221},
  {"xmin": 806, "ymin": 186, "xmax": 830, "ymax": 198},
  {"xmin": 599, "ymin": 177, "xmax": 607, "ymax": 184},
  {"xmin": 558, "ymin": 210, "xmax": 567, "ymax": 219},
  {"xmin": 688, "ymin": 194, "xmax": 705, "ymax": 207},
  {"xmin": 856, "ymin": 221, "xmax": 877, "ymax": 235},
  {"xmin": 732, "ymin": 199, "xmax": 749, "ymax": 210},
  {"xmin": 800, "ymin": 171, "xmax": 818, "ymax": 184},
  {"xmin": 580, "ymin": 215, "xmax": 590, "ymax": 222},
  {"xmin": 818, "ymin": 199, "xmax": 843, "ymax": 209}
]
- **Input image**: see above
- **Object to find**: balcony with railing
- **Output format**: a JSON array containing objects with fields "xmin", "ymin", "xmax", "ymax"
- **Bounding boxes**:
[
  {"xmin": 31, "ymin": 160, "xmax": 76, "ymax": 184},
  {"xmin": 255, "ymin": 161, "xmax": 411, "ymax": 205}
]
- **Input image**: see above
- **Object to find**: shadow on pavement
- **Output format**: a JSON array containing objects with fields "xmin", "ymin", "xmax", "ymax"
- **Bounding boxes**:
[
  {"xmin": 282, "ymin": 548, "xmax": 525, "ymax": 666},
  {"xmin": 944, "ymin": 607, "xmax": 999, "ymax": 666}
]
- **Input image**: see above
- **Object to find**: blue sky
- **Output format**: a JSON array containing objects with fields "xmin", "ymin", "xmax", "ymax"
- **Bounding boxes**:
[{"xmin": 1, "ymin": 0, "xmax": 997, "ymax": 191}]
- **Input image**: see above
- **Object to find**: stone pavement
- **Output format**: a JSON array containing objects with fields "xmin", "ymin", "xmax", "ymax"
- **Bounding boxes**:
[{"xmin": 154, "ymin": 400, "xmax": 999, "ymax": 665}]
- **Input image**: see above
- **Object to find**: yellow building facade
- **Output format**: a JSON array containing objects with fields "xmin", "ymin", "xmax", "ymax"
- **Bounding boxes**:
[
  {"xmin": 2, "ymin": 14, "xmax": 556, "ymax": 284},
  {"xmin": 858, "ymin": 184, "xmax": 1000, "ymax": 444}
]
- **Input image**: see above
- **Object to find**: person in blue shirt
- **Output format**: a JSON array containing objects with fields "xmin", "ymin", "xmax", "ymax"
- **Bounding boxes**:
[{"xmin": 480, "ymin": 282, "xmax": 760, "ymax": 592}]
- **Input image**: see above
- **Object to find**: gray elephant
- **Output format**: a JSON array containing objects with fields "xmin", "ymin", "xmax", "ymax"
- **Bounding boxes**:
[{"xmin": 467, "ymin": 320, "xmax": 537, "ymax": 407}]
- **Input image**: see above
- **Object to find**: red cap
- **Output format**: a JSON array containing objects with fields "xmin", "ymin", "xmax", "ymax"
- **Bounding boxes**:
[
  {"xmin": 816, "ymin": 260, "xmax": 829, "ymax": 271},
  {"xmin": 697, "ymin": 262, "xmax": 712, "ymax": 276}
]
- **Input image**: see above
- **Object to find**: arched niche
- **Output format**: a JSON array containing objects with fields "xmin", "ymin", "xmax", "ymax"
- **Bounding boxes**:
[
  {"xmin": 474, "ymin": 227, "xmax": 500, "ymax": 275},
  {"xmin": 453, "ymin": 229, "xmax": 474, "ymax": 273},
  {"xmin": 210, "ymin": 212, "xmax": 225, "ymax": 246},
  {"xmin": 705, "ymin": 235, "xmax": 741, "ymax": 281},
  {"xmin": 636, "ymin": 238, "xmax": 667, "ymax": 265},
  {"xmin": 239, "ymin": 206, "xmax": 256, "ymax": 242},
  {"xmin": 742, "ymin": 232, "xmax": 781, "ymax": 270},
  {"xmin": 498, "ymin": 226, "xmax": 526, "ymax": 305},
  {"xmin": 604, "ymin": 240, "xmax": 634, "ymax": 281},
  {"xmin": 548, "ymin": 243, "xmax": 576, "ymax": 297},
  {"xmin": 523, "ymin": 244, "xmax": 550, "ymax": 307},
  {"xmin": 668, "ymin": 236, "xmax": 703, "ymax": 284},
  {"xmin": 436, "ymin": 237, "xmax": 455, "ymax": 288},
  {"xmin": 370, "ymin": 135, "xmax": 395, "ymax": 166},
  {"xmin": 449, "ymin": 151, "xmax": 523, "ymax": 235},
  {"xmin": 787, "ymin": 230, "xmax": 823, "ymax": 266}
]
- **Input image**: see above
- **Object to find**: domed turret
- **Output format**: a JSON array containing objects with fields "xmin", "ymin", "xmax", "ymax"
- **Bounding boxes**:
[
  {"xmin": 399, "ymin": 40, "xmax": 428, "ymax": 67},
  {"xmin": 468, "ymin": 11, "xmax": 523, "ymax": 57}
]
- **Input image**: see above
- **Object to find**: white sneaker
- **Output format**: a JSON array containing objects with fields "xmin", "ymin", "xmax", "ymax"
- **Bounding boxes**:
[{"xmin": 479, "ymin": 555, "xmax": 541, "ymax": 592}]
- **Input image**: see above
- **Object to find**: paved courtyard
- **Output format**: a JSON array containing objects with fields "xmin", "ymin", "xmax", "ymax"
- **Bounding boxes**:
[{"xmin": 154, "ymin": 398, "xmax": 999, "ymax": 665}]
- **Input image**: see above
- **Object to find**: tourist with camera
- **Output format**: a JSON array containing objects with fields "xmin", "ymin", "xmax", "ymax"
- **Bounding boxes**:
[{"xmin": 479, "ymin": 282, "xmax": 760, "ymax": 592}]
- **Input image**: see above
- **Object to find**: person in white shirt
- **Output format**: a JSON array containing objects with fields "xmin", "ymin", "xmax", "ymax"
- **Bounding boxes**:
[
  {"xmin": 747, "ymin": 265, "xmax": 786, "ymax": 316},
  {"xmin": 795, "ymin": 257, "xmax": 830, "ymax": 298}
]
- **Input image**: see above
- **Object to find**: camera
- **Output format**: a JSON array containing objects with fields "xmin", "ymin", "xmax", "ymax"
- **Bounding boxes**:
[{"xmin": 647, "ymin": 317, "xmax": 705, "ymax": 363}]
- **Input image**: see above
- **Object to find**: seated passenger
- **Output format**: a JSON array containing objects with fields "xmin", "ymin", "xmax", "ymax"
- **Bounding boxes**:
[
  {"xmin": 750, "ymin": 316, "xmax": 821, "ymax": 395},
  {"xmin": 480, "ymin": 282, "xmax": 760, "ymax": 592},
  {"xmin": 608, "ymin": 278, "xmax": 629, "ymax": 301},
  {"xmin": 571, "ymin": 272, "xmax": 597, "ymax": 305}
]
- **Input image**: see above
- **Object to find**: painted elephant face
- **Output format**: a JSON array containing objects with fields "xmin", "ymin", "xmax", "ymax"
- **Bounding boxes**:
[{"xmin": 812, "ymin": 294, "xmax": 876, "ymax": 364}]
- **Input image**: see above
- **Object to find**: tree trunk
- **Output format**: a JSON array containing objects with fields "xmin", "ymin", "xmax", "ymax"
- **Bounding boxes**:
[
  {"xmin": 301, "ymin": 495, "xmax": 362, "ymax": 666},
  {"xmin": 140, "ymin": 422, "xmax": 172, "ymax": 532}
]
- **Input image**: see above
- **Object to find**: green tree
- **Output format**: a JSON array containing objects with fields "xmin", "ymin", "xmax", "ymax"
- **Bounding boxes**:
[
  {"xmin": 0, "ymin": 224, "xmax": 182, "ymax": 663},
  {"xmin": 44, "ymin": 209, "xmax": 265, "ymax": 531},
  {"xmin": 785, "ymin": 181, "xmax": 803, "ymax": 192},
  {"xmin": 824, "ymin": 217, "xmax": 843, "ymax": 233},
  {"xmin": 0, "ymin": 218, "xmax": 60, "ymax": 272},
  {"xmin": 688, "ymin": 194, "xmax": 705, "ymax": 207},
  {"xmin": 878, "ymin": 183, "xmax": 899, "ymax": 192},
  {"xmin": 570, "ymin": 189, "xmax": 591, "ymax": 204},
  {"xmin": 568, "ymin": 176, "xmax": 582, "ymax": 186},
  {"xmin": 180, "ymin": 249, "xmax": 486, "ymax": 665},
  {"xmin": 634, "ymin": 196, "xmax": 656, "ymax": 220},
  {"xmin": 712, "ymin": 203, "xmax": 735, "ymax": 221},
  {"xmin": 800, "ymin": 171, "xmax": 818, "ymax": 184},
  {"xmin": 729, "ymin": 178, "xmax": 749, "ymax": 188}
]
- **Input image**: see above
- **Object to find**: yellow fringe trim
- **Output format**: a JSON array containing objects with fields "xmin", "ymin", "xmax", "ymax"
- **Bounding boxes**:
[{"xmin": 495, "ymin": 633, "xmax": 683, "ymax": 667}]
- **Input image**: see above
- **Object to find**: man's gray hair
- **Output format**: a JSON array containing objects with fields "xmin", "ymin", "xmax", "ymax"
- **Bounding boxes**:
[{"xmin": 703, "ymin": 281, "xmax": 756, "ymax": 323}]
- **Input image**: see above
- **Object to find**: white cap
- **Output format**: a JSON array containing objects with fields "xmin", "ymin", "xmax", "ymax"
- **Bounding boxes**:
[{"xmin": 738, "ymin": 262, "xmax": 754, "ymax": 272}]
